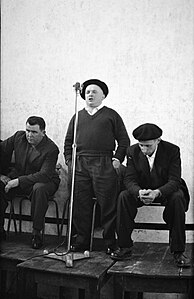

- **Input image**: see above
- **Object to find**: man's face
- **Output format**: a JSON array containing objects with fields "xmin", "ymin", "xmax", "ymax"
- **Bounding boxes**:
[
  {"xmin": 25, "ymin": 122, "xmax": 45, "ymax": 146},
  {"xmin": 138, "ymin": 139, "xmax": 160, "ymax": 156},
  {"xmin": 85, "ymin": 84, "xmax": 105, "ymax": 108}
]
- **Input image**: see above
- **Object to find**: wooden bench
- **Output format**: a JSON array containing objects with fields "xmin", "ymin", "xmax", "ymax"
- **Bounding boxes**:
[
  {"xmin": 0, "ymin": 232, "xmax": 60, "ymax": 298},
  {"xmin": 17, "ymin": 251, "xmax": 114, "ymax": 299},
  {"xmin": 1, "ymin": 232, "xmax": 193, "ymax": 299},
  {"xmin": 108, "ymin": 242, "xmax": 194, "ymax": 299}
]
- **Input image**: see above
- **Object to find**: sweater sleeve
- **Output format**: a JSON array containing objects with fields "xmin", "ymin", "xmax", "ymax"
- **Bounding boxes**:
[
  {"xmin": 64, "ymin": 115, "xmax": 75, "ymax": 162},
  {"xmin": 112, "ymin": 112, "xmax": 130, "ymax": 163}
]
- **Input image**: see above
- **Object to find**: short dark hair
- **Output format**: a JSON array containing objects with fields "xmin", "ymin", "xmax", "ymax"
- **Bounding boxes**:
[{"xmin": 26, "ymin": 116, "xmax": 46, "ymax": 131}]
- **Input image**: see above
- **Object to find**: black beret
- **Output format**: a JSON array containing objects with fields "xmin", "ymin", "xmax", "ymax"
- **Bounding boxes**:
[
  {"xmin": 133, "ymin": 123, "xmax": 163, "ymax": 141},
  {"xmin": 80, "ymin": 79, "xmax": 109, "ymax": 100}
]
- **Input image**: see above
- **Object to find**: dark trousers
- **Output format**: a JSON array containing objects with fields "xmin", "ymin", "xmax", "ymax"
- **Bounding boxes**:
[
  {"xmin": 116, "ymin": 189, "xmax": 187, "ymax": 252},
  {"xmin": 72, "ymin": 156, "xmax": 118, "ymax": 247},
  {"xmin": 0, "ymin": 180, "xmax": 58, "ymax": 232}
]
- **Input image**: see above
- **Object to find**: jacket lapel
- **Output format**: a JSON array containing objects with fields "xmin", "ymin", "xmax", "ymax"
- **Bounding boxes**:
[
  {"xmin": 153, "ymin": 142, "xmax": 164, "ymax": 175},
  {"xmin": 28, "ymin": 136, "xmax": 47, "ymax": 163},
  {"xmin": 139, "ymin": 151, "xmax": 150, "ymax": 178},
  {"xmin": 28, "ymin": 146, "xmax": 41, "ymax": 163},
  {"xmin": 17, "ymin": 136, "xmax": 29, "ymax": 171}
]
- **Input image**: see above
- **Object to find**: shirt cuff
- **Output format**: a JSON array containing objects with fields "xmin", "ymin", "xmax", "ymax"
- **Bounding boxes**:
[{"xmin": 112, "ymin": 158, "xmax": 120, "ymax": 162}]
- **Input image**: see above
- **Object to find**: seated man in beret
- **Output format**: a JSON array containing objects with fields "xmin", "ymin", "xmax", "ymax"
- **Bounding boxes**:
[
  {"xmin": 111, "ymin": 123, "xmax": 191, "ymax": 267},
  {"xmin": 0, "ymin": 116, "xmax": 60, "ymax": 249}
]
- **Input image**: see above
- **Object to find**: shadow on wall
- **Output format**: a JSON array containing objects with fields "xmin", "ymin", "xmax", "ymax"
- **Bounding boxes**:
[{"xmin": 54, "ymin": 163, "xmax": 69, "ymax": 217}]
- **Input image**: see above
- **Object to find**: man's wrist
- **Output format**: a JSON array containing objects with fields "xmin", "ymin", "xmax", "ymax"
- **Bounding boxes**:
[{"xmin": 154, "ymin": 189, "xmax": 161, "ymax": 197}]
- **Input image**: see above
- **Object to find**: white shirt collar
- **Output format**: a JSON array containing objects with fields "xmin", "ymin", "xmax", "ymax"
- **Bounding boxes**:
[
  {"xmin": 85, "ymin": 103, "xmax": 104, "ymax": 115},
  {"xmin": 146, "ymin": 145, "xmax": 158, "ymax": 170}
]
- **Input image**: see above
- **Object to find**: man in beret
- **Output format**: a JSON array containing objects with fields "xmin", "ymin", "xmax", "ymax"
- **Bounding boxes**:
[
  {"xmin": 64, "ymin": 79, "xmax": 130, "ymax": 253},
  {"xmin": 111, "ymin": 123, "xmax": 191, "ymax": 267}
]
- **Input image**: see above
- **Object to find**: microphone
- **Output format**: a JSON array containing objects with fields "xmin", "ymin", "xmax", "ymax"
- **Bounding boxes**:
[{"xmin": 73, "ymin": 82, "xmax": 81, "ymax": 92}]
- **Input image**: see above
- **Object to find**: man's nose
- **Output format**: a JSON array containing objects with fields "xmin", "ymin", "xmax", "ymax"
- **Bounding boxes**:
[{"xmin": 141, "ymin": 148, "xmax": 148, "ymax": 154}]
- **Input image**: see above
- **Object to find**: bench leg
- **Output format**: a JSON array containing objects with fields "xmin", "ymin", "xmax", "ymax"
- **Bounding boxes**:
[{"xmin": 7, "ymin": 200, "xmax": 17, "ymax": 233}]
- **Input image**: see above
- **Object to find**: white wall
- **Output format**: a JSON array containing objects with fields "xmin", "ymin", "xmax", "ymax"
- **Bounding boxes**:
[{"xmin": 1, "ymin": 0, "xmax": 193, "ymax": 241}]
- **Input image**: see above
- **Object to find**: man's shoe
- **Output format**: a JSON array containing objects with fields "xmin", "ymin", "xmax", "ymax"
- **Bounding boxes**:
[
  {"xmin": 32, "ymin": 234, "xmax": 43, "ymax": 249},
  {"xmin": 105, "ymin": 239, "xmax": 118, "ymax": 255},
  {"xmin": 70, "ymin": 243, "xmax": 89, "ymax": 252},
  {"xmin": 106, "ymin": 245, "xmax": 119, "ymax": 255},
  {"xmin": 111, "ymin": 247, "xmax": 132, "ymax": 261},
  {"xmin": 173, "ymin": 252, "xmax": 191, "ymax": 268}
]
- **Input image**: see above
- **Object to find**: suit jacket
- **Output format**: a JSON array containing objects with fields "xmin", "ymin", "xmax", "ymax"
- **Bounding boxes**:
[
  {"xmin": 0, "ymin": 131, "xmax": 60, "ymax": 191},
  {"xmin": 124, "ymin": 140, "xmax": 190, "ymax": 211}
]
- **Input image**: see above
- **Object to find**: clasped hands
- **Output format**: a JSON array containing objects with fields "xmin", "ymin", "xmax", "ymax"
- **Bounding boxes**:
[
  {"xmin": 139, "ymin": 189, "xmax": 160, "ymax": 205},
  {"xmin": 0, "ymin": 175, "xmax": 19, "ymax": 193}
]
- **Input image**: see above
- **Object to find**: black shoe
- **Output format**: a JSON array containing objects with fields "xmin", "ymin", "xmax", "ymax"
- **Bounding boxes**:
[
  {"xmin": 32, "ymin": 234, "xmax": 43, "ymax": 249},
  {"xmin": 106, "ymin": 245, "xmax": 119, "ymax": 255},
  {"xmin": 111, "ymin": 247, "xmax": 132, "ymax": 261},
  {"xmin": 70, "ymin": 243, "xmax": 89, "ymax": 252},
  {"xmin": 173, "ymin": 252, "xmax": 191, "ymax": 268},
  {"xmin": 105, "ymin": 239, "xmax": 118, "ymax": 255}
]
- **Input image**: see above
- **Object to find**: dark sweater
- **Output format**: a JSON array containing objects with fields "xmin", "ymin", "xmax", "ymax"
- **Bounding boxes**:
[{"xmin": 64, "ymin": 106, "xmax": 130, "ymax": 163}]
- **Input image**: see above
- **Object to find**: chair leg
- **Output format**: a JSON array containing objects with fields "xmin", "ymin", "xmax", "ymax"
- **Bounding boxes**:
[
  {"xmin": 42, "ymin": 219, "xmax": 45, "ymax": 242},
  {"xmin": 12, "ymin": 202, "xmax": 18, "ymax": 233},
  {"xmin": 42, "ymin": 198, "xmax": 60, "ymax": 238},
  {"xmin": 52, "ymin": 199, "xmax": 60, "ymax": 237},
  {"xmin": 7, "ymin": 200, "xmax": 17, "ymax": 233},
  {"xmin": 60, "ymin": 198, "xmax": 69, "ymax": 237},
  {"xmin": 19, "ymin": 198, "xmax": 23, "ymax": 233},
  {"xmin": 90, "ymin": 200, "xmax": 97, "ymax": 252},
  {"xmin": 19, "ymin": 197, "xmax": 27, "ymax": 233},
  {"xmin": 7, "ymin": 206, "xmax": 12, "ymax": 233}
]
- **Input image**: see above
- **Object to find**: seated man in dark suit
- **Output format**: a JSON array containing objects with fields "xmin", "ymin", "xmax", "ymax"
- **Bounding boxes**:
[
  {"xmin": 112, "ymin": 123, "xmax": 191, "ymax": 268},
  {"xmin": 0, "ymin": 116, "xmax": 60, "ymax": 249}
]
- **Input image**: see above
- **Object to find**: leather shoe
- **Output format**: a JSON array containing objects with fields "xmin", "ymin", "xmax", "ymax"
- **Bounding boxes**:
[
  {"xmin": 106, "ymin": 245, "xmax": 119, "ymax": 255},
  {"xmin": 32, "ymin": 234, "xmax": 43, "ymax": 249},
  {"xmin": 111, "ymin": 247, "xmax": 132, "ymax": 261},
  {"xmin": 173, "ymin": 252, "xmax": 191, "ymax": 268},
  {"xmin": 105, "ymin": 239, "xmax": 118, "ymax": 255},
  {"xmin": 70, "ymin": 243, "xmax": 89, "ymax": 252}
]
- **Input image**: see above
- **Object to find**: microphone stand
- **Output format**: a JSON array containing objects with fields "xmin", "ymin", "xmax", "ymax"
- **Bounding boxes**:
[{"xmin": 67, "ymin": 82, "xmax": 81, "ymax": 252}]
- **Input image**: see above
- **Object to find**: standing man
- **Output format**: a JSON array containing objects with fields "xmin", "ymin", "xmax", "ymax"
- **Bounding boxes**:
[
  {"xmin": 0, "ymin": 116, "xmax": 60, "ymax": 249},
  {"xmin": 112, "ymin": 123, "xmax": 191, "ymax": 267},
  {"xmin": 64, "ymin": 79, "xmax": 130, "ymax": 253}
]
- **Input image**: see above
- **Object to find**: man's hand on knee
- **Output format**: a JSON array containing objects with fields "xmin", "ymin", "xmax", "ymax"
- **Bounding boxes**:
[
  {"xmin": 5, "ymin": 178, "xmax": 19, "ymax": 193},
  {"xmin": 0, "ymin": 175, "xmax": 11, "ymax": 185}
]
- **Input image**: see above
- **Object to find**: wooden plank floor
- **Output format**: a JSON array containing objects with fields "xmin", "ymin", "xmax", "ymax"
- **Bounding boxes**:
[
  {"xmin": 108, "ymin": 242, "xmax": 194, "ymax": 298},
  {"xmin": 0, "ymin": 232, "xmax": 112, "ymax": 299},
  {"xmin": 1, "ymin": 233, "xmax": 193, "ymax": 299},
  {"xmin": 0, "ymin": 232, "xmax": 63, "ymax": 299}
]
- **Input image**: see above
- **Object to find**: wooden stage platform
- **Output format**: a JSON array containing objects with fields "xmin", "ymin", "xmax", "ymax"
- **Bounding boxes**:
[{"xmin": 0, "ymin": 233, "xmax": 193, "ymax": 299}]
